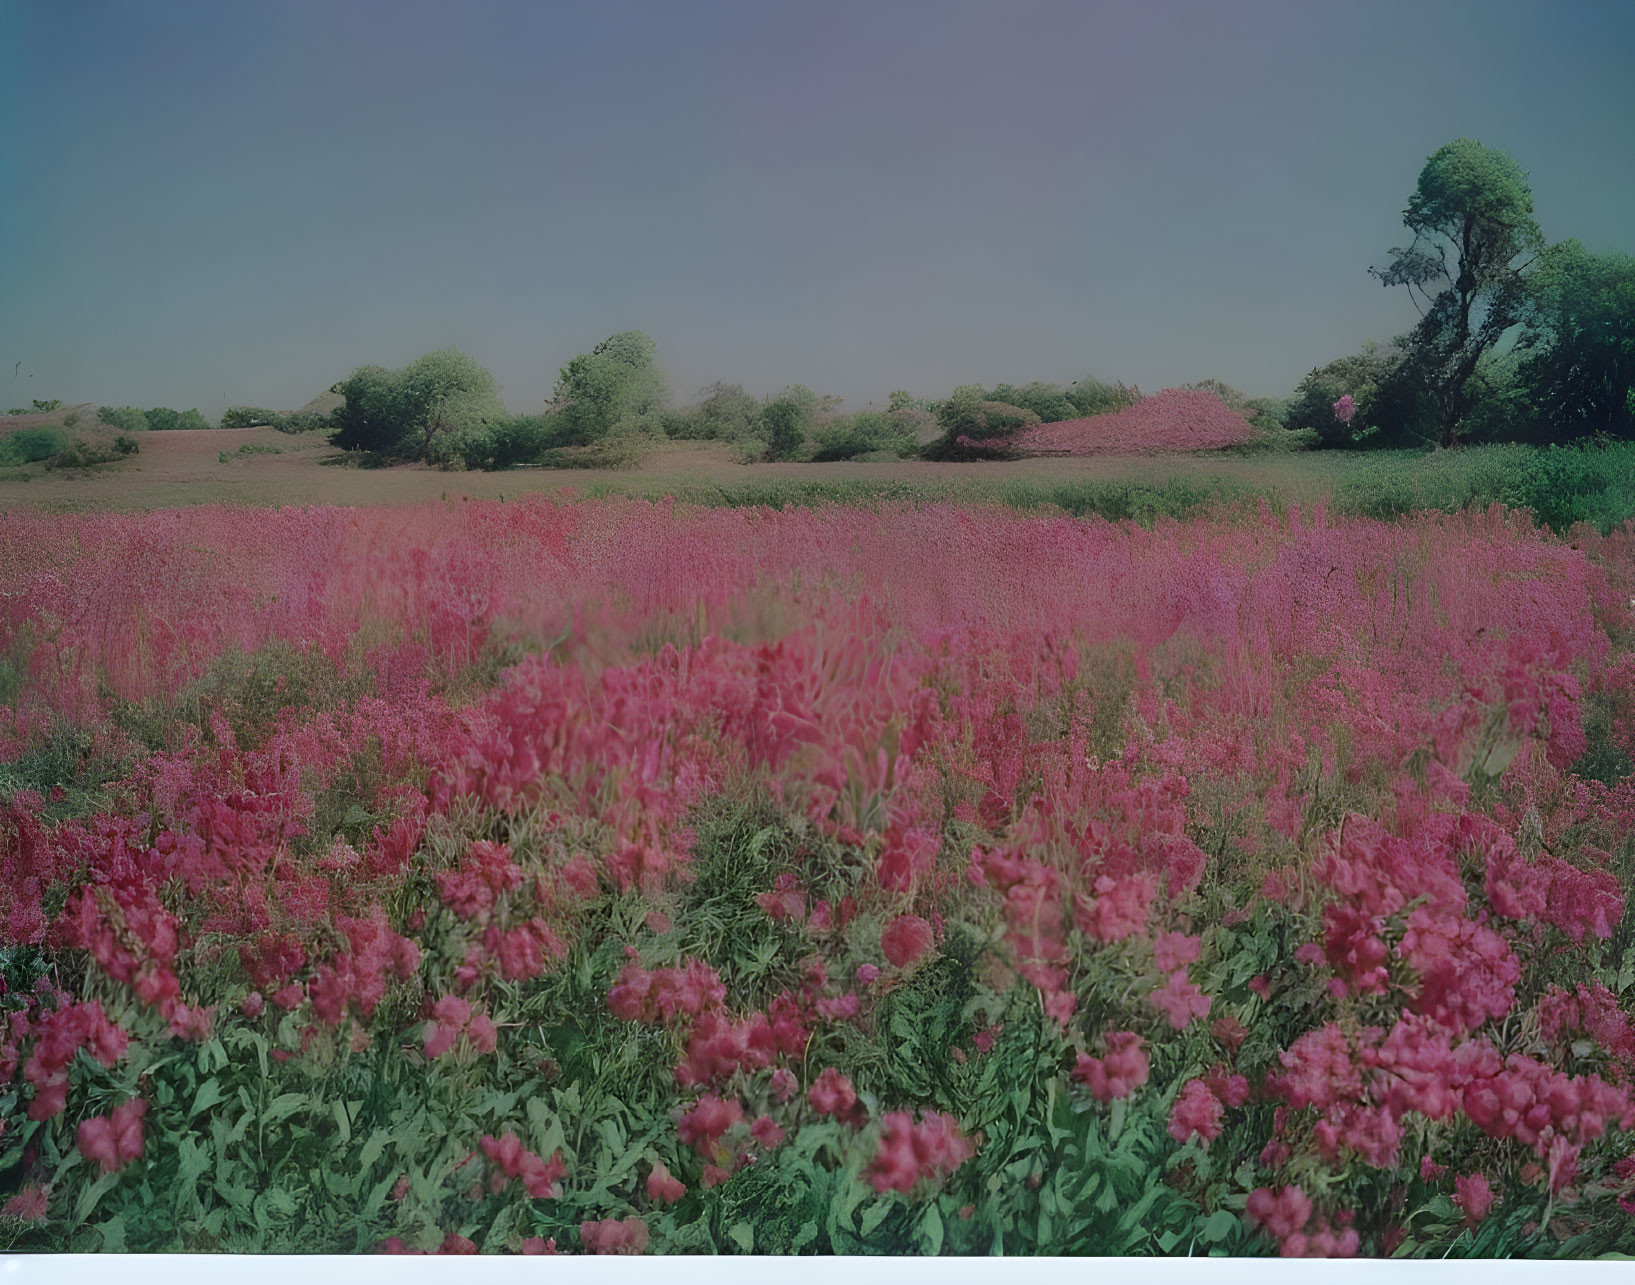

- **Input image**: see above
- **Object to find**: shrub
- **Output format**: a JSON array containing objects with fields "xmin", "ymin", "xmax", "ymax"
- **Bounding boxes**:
[
  {"xmin": 41, "ymin": 436, "xmax": 135, "ymax": 470},
  {"xmin": 143, "ymin": 408, "xmax": 209, "ymax": 432},
  {"xmin": 221, "ymin": 407, "xmax": 275, "ymax": 428},
  {"xmin": 0, "ymin": 427, "xmax": 69, "ymax": 466},
  {"xmin": 97, "ymin": 406, "xmax": 149, "ymax": 433},
  {"xmin": 670, "ymin": 382, "xmax": 762, "ymax": 442},
  {"xmin": 810, "ymin": 410, "xmax": 918, "ymax": 461},
  {"xmin": 63, "ymin": 412, "xmax": 79, "ymax": 428},
  {"xmin": 1064, "ymin": 377, "xmax": 1142, "ymax": 418}
]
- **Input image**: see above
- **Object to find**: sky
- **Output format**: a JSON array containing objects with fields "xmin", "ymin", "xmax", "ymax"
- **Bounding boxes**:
[{"xmin": 3, "ymin": 0, "xmax": 1634, "ymax": 417}]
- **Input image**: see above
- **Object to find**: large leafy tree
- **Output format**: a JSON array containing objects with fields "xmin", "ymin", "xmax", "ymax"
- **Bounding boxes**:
[
  {"xmin": 330, "ymin": 348, "xmax": 504, "ymax": 461},
  {"xmin": 1370, "ymin": 139, "xmax": 1545, "ymax": 447},
  {"xmin": 1515, "ymin": 239, "xmax": 1635, "ymax": 439},
  {"xmin": 551, "ymin": 330, "xmax": 667, "ymax": 444}
]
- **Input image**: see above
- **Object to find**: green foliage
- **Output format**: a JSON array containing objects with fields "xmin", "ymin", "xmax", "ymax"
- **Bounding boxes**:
[
  {"xmin": 551, "ymin": 331, "xmax": 667, "ymax": 446},
  {"xmin": 666, "ymin": 382, "xmax": 762, "ymax": 442},
  {"xmin": 97, "ymin": 407, "xmax": 150, "ymax": 433},
  {"xmin": 761, "ymin": 385, "xmax": 819, "ymax": 461},
  {"xmin": 1332, "ymin": 441, "xmax": 1635, "ymax": 532},
  {"xmin": 810, "ymin": 411, "xmax": 918, "ymax": 462},
  {"xmin": 0, "ymin": 427, "xmax": 69, "ymax": 466},
  {"xmin": 988, "ymin": 381, "xmax": 1078, "ymax": 425},
  {"xmin": 63, "ymin": 412, "xmax": 79, "ymax": 428},
  {"xmin": 1064, "ymin": 377, "xmax": 1142, "ymax": 418},
  {"xmin": 1283, "ymin": 341, "xmax": 1418, "ymax": 447},
  {"xmin": 330, "ymin": 350, "xmax": 504, "ymax": 465},
  {"xmin": 1370, "ymin": 138, "xmax": 1546, "ymax": 447},
  {"xmin": 1515, "ymin": 239, "xmax": 1635, "ymax": 439},
  {"xmin": 222, "ymin": 408, "xmax": 329, "ymax": 433},
  {"xmin": 143, "ymin": 408, "xmax": 210, "ymax": 432},
  {"xmin": 30, "ymin": 399, "xmax": 62, "ymax": 413},
  {"xmin": 221, "ymin": 407, "xmax": 275, "ymax": 428}
]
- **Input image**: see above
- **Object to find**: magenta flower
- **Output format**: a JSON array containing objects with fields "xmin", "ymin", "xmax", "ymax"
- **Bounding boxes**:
[{"xmin": 1333, "ymin": 394, "xmax": 1356, "ymax": 424}]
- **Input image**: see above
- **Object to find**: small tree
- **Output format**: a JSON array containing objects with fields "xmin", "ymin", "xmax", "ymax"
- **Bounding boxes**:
[
  {"xmin": 551, "ymin": 331, "xmax": 667, "ymax": 445},
  {"xmin": 1370, "ymin": 138, "xmax": 1545, "ymax": 447},
  {"xmin": 761, "ymin": 385, "xmax": 818, "ymax": 460}
]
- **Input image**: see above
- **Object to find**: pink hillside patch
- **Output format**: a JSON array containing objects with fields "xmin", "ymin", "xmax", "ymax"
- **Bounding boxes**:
[{"xmin": 1004, "ymin": 388, "xmax": 1258, "ymax": 456}]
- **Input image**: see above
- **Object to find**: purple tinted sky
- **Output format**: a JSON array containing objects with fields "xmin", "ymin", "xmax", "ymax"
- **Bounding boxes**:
[{"xmin": 3, "ymin": 0, "xmax": 1632, "ymax": 414}]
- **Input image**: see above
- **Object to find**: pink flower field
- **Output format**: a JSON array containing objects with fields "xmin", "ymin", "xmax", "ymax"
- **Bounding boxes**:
[
  {"xmin": 960, "ymin": 388, "xmax": 1260, "ymax": 457},
  {"xmin": 2, "ymin": 493, "xmax": 1635, "ymax": 1256}
]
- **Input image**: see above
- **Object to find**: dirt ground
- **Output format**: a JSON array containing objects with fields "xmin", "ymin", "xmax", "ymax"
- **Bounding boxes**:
[{"xmin": 0, "ymin": 426, "xmax": 1340, "ymax": 514}]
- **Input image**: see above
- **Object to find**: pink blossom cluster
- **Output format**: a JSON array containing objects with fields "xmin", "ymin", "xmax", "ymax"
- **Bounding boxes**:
[
  {"xmin": 867, "ymin": 1110, "xmax": 976, "ymax": 1193},
  {"xmin": 479, "ymin": 1130, "xmax": 567, "ymax": 1198}
]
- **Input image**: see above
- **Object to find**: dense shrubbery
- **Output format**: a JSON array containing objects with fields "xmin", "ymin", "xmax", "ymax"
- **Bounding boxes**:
[
  {"xmin": 0, "ymin": 429, "xmax": 69, "ymax": 467},
  {"xmin": 1333, "ymin": 441, "xmax": 1635, "ymax": 532},
  {"xmin": 95, "ymin": 407, "xmax": 208, "ymax": 433},
  {"xmin": 2, "ymin": 497, "xmax": 1634, "ymax": 1255},
  {"xmin": 222, "ymin": 408, "xmax": 333, "ymax": 434}
]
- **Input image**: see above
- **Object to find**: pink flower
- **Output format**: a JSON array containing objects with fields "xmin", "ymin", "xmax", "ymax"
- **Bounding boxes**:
[
  {"xmin": 1, "ymin": 1184, "xmax": 48, "ymax": 1223},
  {"xmin": 580, "ymin": 1216, "xmax": 649, "ymax": 1255},
  {"xmin": 1072, "ymin": 1032, "xmax": 1149, "ymax": 1103},
  {"xmin": 647, "ymin": 1161, "xmax": 686, "ymax": 1204},
  {"xmin": 1149, "ymin": 969, "xmax": 1211, "ymax": 1029},
  {"xmin": 1333, "ymin": 394, "xmax": 1356, "ymax": 424},
  {"xmin": 1454, "ymin": 1172, "xmax": 1494, "ymax": 1227},
  {"xmin": 76, "ymin": 1098, "xmax": 147, "ymax": 1173},
  {"xmin": 856, "ymin": 964, "xmax": 880, "ymax": 984},
  {"xmin": 750, "ymin": 1115, "xmax": 786, "ymax": 1149},
  {"xmin": 1168, "ymin": 1078, "xmax": 1225, "ymax": 1143},
  {"xmin": 1247, "ymin": 1185, "xmax": 1312, "ymax": 1242},
  {"xmin": 809, "ymin": 1067, "xmax": 867, "ymax": 1127},
  {"xmin": 881, "ymin": 914, "xmax": 934, "ymax": 968},
  {"xmin": 1153, "ymin": 931, "xmax": 1202, "ymax": 974},
  {"xmin": 466, "ymin": 1013, "xmax": 498, "ymax": 1054},
  {"xmin": 867, "ymin": 1110, "xmax": 975, "ymax": 1193}
]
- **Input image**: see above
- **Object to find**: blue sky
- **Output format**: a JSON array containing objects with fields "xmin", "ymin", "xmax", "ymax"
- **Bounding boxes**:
[{"xmin": 2, "ymin": 0, "xmax": 1632, "ymax": 415}]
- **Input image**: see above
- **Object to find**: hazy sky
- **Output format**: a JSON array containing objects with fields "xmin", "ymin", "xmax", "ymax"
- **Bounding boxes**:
[{"xmin": 3, "ymin": 0, "xmax": 1633, "ymax": 416}]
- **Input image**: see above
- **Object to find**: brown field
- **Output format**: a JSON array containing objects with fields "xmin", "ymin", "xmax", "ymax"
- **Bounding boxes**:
[{"xmin": 0, "ymin": 421, "xmax": 1341, "ymax": 514}]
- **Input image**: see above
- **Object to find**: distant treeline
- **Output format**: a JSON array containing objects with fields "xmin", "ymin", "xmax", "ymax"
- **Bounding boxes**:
[{"xmin": 48, "ymin": 136, "xmax": 1632, "ymax": 472}]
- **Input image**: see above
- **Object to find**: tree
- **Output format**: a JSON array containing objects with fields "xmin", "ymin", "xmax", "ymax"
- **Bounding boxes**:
[
  {"xmin": 1370, "ymin": 138, "xmax": 1545, "ymax": 447},
  {"xmin": 330, "ymin": 365, "xmax": 407, "ymax": 454},
  {"xmin": 761, "ymin": 384, "xmax": 817, "ymax": 460},
  {"xmin": 551, "ymin": 331, "xmax": 666, "ymax": 445},
  {"xmin": 397, "ymin": 348, "xmax": 505, "ymax": 464},
  {"xmin": 1514, "ymin": 239, "xmax": 1635, "ymax": 439},
  {"xmin": 329, "ymin": 349, "xmax": 504, "ymax": 462}
]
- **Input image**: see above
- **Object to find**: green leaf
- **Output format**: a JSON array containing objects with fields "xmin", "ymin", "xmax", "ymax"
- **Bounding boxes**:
[
  {"xmin": 262, "ymin": 1092, "xmax": 307, "ymax": 1126},
  {"xmin": 332, "ymin": 1099, "xmax": 352, "ymax": 1146},
  {"xmin": 191, "ymin": 1077, "xmax": 226, "ymax": 1119},
  {"xmin": 73, "ymin": 1171, "xmax": 119, "ymax": 1227},
  {"xmin": 1202, "ymin": 1209, "xmax": 1238, "ymax": 1242},
  {"xmin": 859, "ymin": 1198, "xmax": 892, "ymax": 1238},
  {"xmin": 99, "ymin": 1213, "xmax": 127, "ymax": 1252},
  {"xmin": 727, "ymin": 1221, "xmax": 755, "ymax": 1253},
  {"xmin": 791, "ymin": 1219, "xmax": 819, "ymax": 1252},
  {"xmin": 918, "ymin": 1202, "xmax": 945, "ymax": 1256},
  {"xmin": 357, "ymin": 1127, "xmax": 391, "ymax": 1174}
]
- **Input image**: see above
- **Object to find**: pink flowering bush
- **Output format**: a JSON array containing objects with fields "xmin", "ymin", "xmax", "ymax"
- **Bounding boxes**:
[
  {"xmin": 0, "ymin": 494, "xmax": 1632, "ymax": 1255},
  {"xmin": 988, "ymin": 388, "xmax": 1259, "ymax": 456}
]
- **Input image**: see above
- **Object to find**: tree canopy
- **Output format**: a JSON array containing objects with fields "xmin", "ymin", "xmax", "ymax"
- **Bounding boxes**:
[{"xmin": 1371, "ymin": 139, "xmax": 1544, "ymax": 446}]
